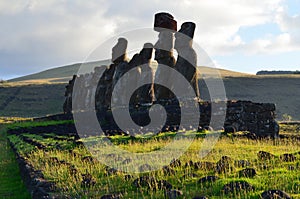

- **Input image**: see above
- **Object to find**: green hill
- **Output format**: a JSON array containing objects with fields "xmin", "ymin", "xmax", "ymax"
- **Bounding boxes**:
[
  {"xmin": 8, "ymin": 60, "xmax": 111, "ymax": 83},
  {"xmin": 1, "ymin": 62, "xmax": 300, "ymax": 120}
]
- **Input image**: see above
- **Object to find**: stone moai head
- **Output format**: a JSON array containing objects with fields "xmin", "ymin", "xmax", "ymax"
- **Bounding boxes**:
[
  {"xmin": 112, "ymin": 37, "xmax": 128, "ymax": 64},
  {"xmin": 140, "ymin": 43, "xmax": 154, "ymax": 60},
  {"xmin": 72, "ymin": 74, "xmax": 77, "ymax": 80},
  {"xmin": 154, "ymin": 12, "xmax": 177, "ymax": 32},
  {"xmin": 153, "ymin": 12, "xmax": 177, "ymax": 51},
  {"xmin": 175, "ymin": 22, "xmax": 196, "ymax": 49}
]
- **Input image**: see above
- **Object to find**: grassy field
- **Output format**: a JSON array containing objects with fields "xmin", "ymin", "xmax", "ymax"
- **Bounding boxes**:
[
  {"xmin": 0, "ymin": 83, "xmax": 65, "ymax": 117},
  {"xmin": 0, "ymin": 119, "xmax": 31, "ymax": 199},
  {"xmin": 3, "ymin": 120, "xmax": 300, "ymax": 198}
]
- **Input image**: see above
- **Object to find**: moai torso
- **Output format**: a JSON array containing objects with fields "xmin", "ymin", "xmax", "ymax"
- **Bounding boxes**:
[
  {"xmin": 174, "ymin": 22, "xmax": 199, "ymax": 98},
  {"xmin": 104, "ymin": 64, "xmax": 116, "ymax": 109},
  {"xmin": 63, "ymin": 75, "xmax": 76, "ymax": 113},
  {"xmin": 153, "ymin": 12, "xmax": 177, "ymax": 101},
  {"xmin": 128, "ymin": 43, "xmax": 155, "ymax": 105},
  {"xmin": 109, "ymin": 38, "xmax": 129, "ymax": 107}
]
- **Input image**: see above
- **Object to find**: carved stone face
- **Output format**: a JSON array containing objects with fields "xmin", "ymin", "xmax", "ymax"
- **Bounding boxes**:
[
  {"xmin": 179, "ymin": 22, "xmax": 195, "ymax": 39},
  {"xmin": 174, "ymin": 33, "xmax": 185, "ymax": 49},
  {"xmin": 140, "ymin": 43, "xmax": 153, "ymax": 60},
  {"xmin": 112, "ymin": 38, "xmax": 128, "ymax": 63},
  {"xmin": 154, "ymin": 31, "xmax": 173, "ymax": 51},
  {"xmin": 174, "ymin": 22, "xmax": 195, "ymax": 50},
  {"xmin": 154, "ymin": 12, "xmax": 177, "ymax": 32}
]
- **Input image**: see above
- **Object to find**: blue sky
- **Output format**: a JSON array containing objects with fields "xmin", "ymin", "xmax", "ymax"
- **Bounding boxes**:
[{"xmin": 0, "ymin": 0, "xmax": 299, "ymax": 79}]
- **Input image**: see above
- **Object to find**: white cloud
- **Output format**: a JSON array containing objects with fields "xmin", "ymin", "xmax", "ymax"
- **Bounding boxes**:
[{"xmin": 0, "ymin": 0, "xmax": 299, "ymax": 78}]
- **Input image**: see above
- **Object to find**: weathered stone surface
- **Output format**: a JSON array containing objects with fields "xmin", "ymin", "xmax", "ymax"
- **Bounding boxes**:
[
  {"xmin": 166, "ymin": 189, "xmax": 183, "ymax": 199},
  {"xmin": 261, "ymin": 190, "xmax": 291, "ymax": 199},
  {"xmin": 173, "ymin": 22, "xmax": 199, "ymax": 98},
  {"xmin": 154, "ymin": 13, "xmax": 177, "ymax": 100},
  {"xmin": 216, "ymin": 156, "xmax": 234, "ymax": 174},
  {"xmin": 280, "ymin": 153, "xmax": 297, "ymax": 162},
  {"xmin": 132, "ymin": 176, "xmax": 172, "ymax": 191},
  {"xmin": 100, "ymin": 193, "xmax": 123, "ymax": 199},
  {"xmin": 112, "ymin": 38, "xmax": 128, "ymax": 64},
  {"xmin": 106, "ymin": 167, "xmax": 118, "ymax": 175},
  {"xmin": 192, "ymin": 196, "xmax": 208, "ymax": 199},
  {"xmin": 157, "ymin": 180, "xmax": 173, "ymax": 190},
  {"xmin": 81, "ymin": 173, "xmax": 96, "ymax": 188},
  {"xmin": 238, "ymin": 168, "xmax": 257, "ymax": 178},
  {"xmin": 182, "ymin": 173, "xmax": 199, "ymax": 179},
  {"xmin": 162, "ymin": 166, "xmax": 176, "ymax": 175},
  {"xmin": 63, "ymin": 75, "xmax": 76, "ymax": 114},
  {"xmin": 132, "ymin": 176, "xmax": 156, "ymax": 189},
  {"xmin": 198, "ymin": 176, "xmax": 219, "ymax": 184},
  {"xmin": 112, "ymin": 49, "xmax": 130, "ymax": 106},
  {"xmin": 193, "ymin": 161, "xmax": 215, "ymax": 170},
  {"xmin": 235, "ymin": 160, "xmax": 251, "ymax": 167},
  {"xmin": 258, "ymin": 151, "xmax": 276, "ymax": 160},
  {"xmin": 169, "ymin": 158, "xmax": 182, "ymax": 167},
  {"xmin": 184, "ymin": 160, "xmax": 194, "ymax": 168},
  {"xmin": 124, "ymin": 174, "xmax": 134, "ymax": 181},
  {"xmin": 128, "ymin": 43, "xmax": 154, "ymax": 105},
  {"xmin": 154, "ymin": 12, "xmax": 177, "ymax": 32},
  {"xmin": 223, "ymin": 181, "xmax": 254, "ymax": 194}
]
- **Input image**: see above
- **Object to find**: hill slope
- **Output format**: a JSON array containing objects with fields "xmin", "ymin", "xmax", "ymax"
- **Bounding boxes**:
[
  {"xmin": 9, "ymin": 61, "xmax": 252, "ymax": 83},
  {"xmin": 1, "ymin": 62, "xmax": 300, "ymax": 120},
  {"xmin": 9, "ymin": 60, "xmax": 111, "ymax": 83}
]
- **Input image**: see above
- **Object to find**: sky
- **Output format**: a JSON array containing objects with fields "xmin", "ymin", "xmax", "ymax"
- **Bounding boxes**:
[{"xmin": 0, "ymin": 0, "xmax": 300, "ymax": 80}]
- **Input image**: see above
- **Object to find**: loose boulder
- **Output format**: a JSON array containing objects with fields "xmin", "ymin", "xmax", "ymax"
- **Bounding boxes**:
[
  {"xmin": 166, "ymin": 189, "xmax": 183, "ymax": 199},
  {"xmin": 261, "ymin": 190, "xmax": 291, "ymax": 199},
  {"xmin": 280, "ymin": 153, "xmax": 297, "ymax": 162},
  {"xmin": 198, "ymin": 176, "xmax": 219, "ymax": 184},
  {"xmin": 258, "ymin": 151, "xmax": 276, "ymax": 160},
  {"xmin": 223, "ymin": 181, "xmax": 254, "ymax": 195},
  {"xmin": 238, "ymin": 168, "xmax": 257, "ymax": 178}
]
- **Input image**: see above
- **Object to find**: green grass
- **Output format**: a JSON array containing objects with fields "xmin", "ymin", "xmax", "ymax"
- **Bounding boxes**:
[
  {"xmin": 7, "ymin": 119, "xmax": 73, "ymax": 130},
  {"xmin": 4, "ymin": 121, "xmax": 300, "ymax": 198},
  {"xmin": 0, "ymin": 125, "xmax": 31, "ymax": 199},
  {"xmin": 0, "ymin": 83, "xmax": 66, "ymax": 117}
]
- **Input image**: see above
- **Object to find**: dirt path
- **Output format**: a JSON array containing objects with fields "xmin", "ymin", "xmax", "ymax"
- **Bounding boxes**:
[{"xmin": 0, "ymin": 124, "xmax": 30, "ymax": 199}]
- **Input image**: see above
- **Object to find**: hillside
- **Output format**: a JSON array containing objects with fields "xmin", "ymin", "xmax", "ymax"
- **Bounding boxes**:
[
  {"xmin": 9, "ymin": 60, "xmax": 111, "ymax": 83},
  {"xmin": 257, "ymin": 70, "xmax": 300, "ymax": 75},
  {"xmin": 8, "ymin": 60, "xmax": 252, "ymax": 84},
  {"xmin": 1, "ymin": 62, "xmax": 300, "ymax": 120},
  {"xmin": 199, "ymin": 75, "xmax": 300, "ymax": 120}
]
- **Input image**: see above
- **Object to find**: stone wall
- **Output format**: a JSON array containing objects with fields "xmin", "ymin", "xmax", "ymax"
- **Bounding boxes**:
[{"xmin": 93, "ymin": 99, "xmax": 279, "ymax": 137}]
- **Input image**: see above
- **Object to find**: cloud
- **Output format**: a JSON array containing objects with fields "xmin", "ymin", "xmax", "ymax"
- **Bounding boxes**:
[
  {"xmin": 212, "ymin": 1, "xmax": 300, "ymax": 55},
  {"xmin": 0, "ymin": 0, "xmax": 299, "ymax": 79}
]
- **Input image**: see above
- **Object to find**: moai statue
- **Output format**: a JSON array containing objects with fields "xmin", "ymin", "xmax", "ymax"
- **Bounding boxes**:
[
  {"xmin": 103, "ymin": 64, "xmax": 116, "ymax": 109},
  {"xmin": 88, "ymin": 66, "xmax": 102, "ymax": 110},
  {"xmin": 63, "ymin": 74, "xmax": 76, "ymax": 114},
  {"xmin": 174, "ymin": 22, "xmax": 200, "ymax": 98},
  {"xmin": 72, "ymin": 74, "xmax": 85, "ymax": 111},
  {"xmin": 137, "ymin": 43, "xmax": 155, "ymax": 104},
  {"xmin": 83, "ymin": 72, "xmax": 92, "ymax": 109},
  {"xmin": 95, "ymin": 65, "xmax": 109, "ymax": 111},
  {"xmin": 108, "ymin": 38, "xmax": 129, "ymax": 107},
  {"xmin": 127, "ymin": 43, "xmax": 155, "ymax": 105},
  {"xmin": 91, "ymin": 38, "xmax": 127, "ymax": 111},
  {"xmin": 153, "ymin": 12, "xmax": 177, "ymax": 101}
]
